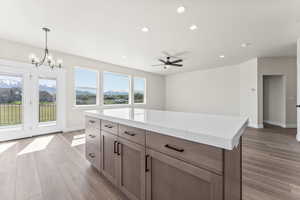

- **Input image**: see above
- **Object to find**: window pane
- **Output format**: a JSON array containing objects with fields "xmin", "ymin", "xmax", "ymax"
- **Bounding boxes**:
[
  {"xmin": 0, "ymin": 75, "xmax": 22, "ymax": 126},
  {"xmin": 39, "ymin": 79, "xmax": 56, "ymax": 122},
  {"xmin": 103, "ymin": 72, "xmax": 129, "ymax": 105},
  {"xmin": 74, "ymin": 67, "xmax": 98, "ymax": 105},
  {"xmin": 75, "ymin": 68, "xmax": 97, "ymax": 88},
  {"xmin": 76, "ymin": 87, "xmax": 96, "ymax": 105},
  {"xmin": 134, "ymin": 77, "xmax": 145, "ymax": 103}
]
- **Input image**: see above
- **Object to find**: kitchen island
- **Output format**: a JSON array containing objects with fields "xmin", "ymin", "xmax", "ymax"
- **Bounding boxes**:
[{"xmin": 84, "ymin": 108, "xmax": 248, "ymax": 200}]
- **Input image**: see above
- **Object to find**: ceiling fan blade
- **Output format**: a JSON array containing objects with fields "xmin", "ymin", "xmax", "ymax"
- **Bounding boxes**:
[
  {"xmin": 170, "ymin": 59, "xmax": 183, "ymax": 64},
  {"xmin": 158, "ymin": 59, "xmax": 167, "ymax": 64},
  {"xmin": 170, "ymin": 64, "xmax": 183, "ymax": 67},
  {"xmin": 152, "ymin": 64, "xmax": 164, "ymax": 67}
]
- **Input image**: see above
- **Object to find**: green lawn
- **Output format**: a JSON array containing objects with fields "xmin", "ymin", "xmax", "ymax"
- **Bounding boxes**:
[{"xmin": 0, "ymin": 103, "xmax": 56, "ymax": 126}]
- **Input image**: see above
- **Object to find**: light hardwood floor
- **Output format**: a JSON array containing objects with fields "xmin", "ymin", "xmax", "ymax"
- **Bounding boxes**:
[{"xmin": 0, "ymin": 125, "xmax": 299, "ymax": 200}]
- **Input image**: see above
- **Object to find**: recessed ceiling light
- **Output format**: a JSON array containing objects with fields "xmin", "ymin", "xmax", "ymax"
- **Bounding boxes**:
[
  {"xmin": 177, "ymin": 6, "xmax": 186, "ymax": 14},
  {"xmin": 122, "ymin": 56, "xmax": 127, "ymax": 59},
  {"xmin": 219, "ymin": 55, "xmax": 225, "ymax": 58},
  {"xmin": 189, "ymin": 25, "xmax": 198, "ymax": 31},
  {"xmin": 141, "ymin": 27, "xmax": 149, "ymax": 32},
  {"xmin": 241, "ymin": 43, "xmax": 251, "ymax": 48}
]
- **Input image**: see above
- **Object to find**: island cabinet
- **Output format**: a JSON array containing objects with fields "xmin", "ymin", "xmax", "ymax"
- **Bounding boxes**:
[
  {"xmin": 85, "ymin": 116, "xmax": 242, "ymax": 200},
  {"xmin": 100, "ymin": 123, "xmax": 146, "ymax": 200},
  {"xmin": 85, "ymin": 117, "xmax": 101, "ymax": 171}
]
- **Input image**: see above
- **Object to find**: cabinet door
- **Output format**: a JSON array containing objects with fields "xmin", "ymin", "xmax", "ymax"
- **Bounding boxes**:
[
  {"xmin": 145, "ymin": 149, "xmax": 223, "ymax": 200},
  {"xmin": 101, "ymin": 130, "xmax": 118, "ymax": 185},
  {"xmin": 117, "ymin": 138, "xmax": 146, "ymax": 200}
]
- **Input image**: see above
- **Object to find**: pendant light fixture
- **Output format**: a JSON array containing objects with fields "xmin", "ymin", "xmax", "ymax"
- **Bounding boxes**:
[{"xmin": 29, "ymin": 27, "xmax": 63, "ymax": 69}]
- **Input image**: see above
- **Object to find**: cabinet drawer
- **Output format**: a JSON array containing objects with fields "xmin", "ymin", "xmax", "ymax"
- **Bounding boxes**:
[
  {"xmin": 101, "ymin": 120, "xmax": 118, "ymax": 135},
  {"xmin": 85, "ymin": 117, "xmax": 101, "ymax": 145},
  {"xmin": 86, "ymin": 117, "xmax": 101, "ymax": 130},
  {"xmin": 86, "ymin": 141, "xmax": 101, "ymax": 171},
  {"xmin": 146, "ymin": 131, "xmax": 223, "ymax": 175},
  {"xmin": 119, "ymin": 125, "xmax": 146, "ymax": 145}
]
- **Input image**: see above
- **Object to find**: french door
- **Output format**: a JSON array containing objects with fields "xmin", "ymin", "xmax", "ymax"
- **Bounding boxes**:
[{"xmin": 0, "ymin": 60, "xmax": 65, "ymax": 141}]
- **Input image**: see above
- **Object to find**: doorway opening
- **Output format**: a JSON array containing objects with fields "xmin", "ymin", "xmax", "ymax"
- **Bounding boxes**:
[{"xmin": 262, "ymin": 75, "xmax": 286, "ymax": 127}]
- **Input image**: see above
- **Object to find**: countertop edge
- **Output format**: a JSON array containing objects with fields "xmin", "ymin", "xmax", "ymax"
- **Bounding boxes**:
[{"xmin": 85, "ymin": 111, "xmax": 248, "ymax": 150}]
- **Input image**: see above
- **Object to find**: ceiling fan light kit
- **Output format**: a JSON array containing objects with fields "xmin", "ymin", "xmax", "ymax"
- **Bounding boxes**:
[{"xmin": 29, "ymin": 27, "xmax": 63, "ymax": 69}]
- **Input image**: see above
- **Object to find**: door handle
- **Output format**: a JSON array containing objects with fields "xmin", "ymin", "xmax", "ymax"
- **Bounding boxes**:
[
  {"xmin": 164, "ymin": 144, "xmax": 184, "ymax": 153},
  {"xmin": 124, "ymin": 131, "xmax": 136, "ymax": 137},
  {"xmin": 296, "ymin": 105, "xmax": 300, "ymax": 108},
  {"xmin": 113, "ymin": 141, "xmax": 118, "ymax": 154},
  {"xmin": 104, "ymin": 124, "xmax": 113, "ymax": 128},
  {"xmin": 89, "ymin": 134, "xmax": 96, "ymax": 138},
  {"xmin": 145, "ymin": 155, "xmax": 150, "ymax": 172},
  {"xmin": 88, "ymin": 153, "xmax": 95, "ymax": 158},
  {"xmin": 117, "ymin": 142, "xmax": 121, "ymax": 156}
]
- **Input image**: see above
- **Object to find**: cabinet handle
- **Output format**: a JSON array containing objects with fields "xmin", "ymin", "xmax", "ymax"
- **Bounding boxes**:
[
  {"xmin": 117, "ymin": 142, "xmax": 121, "ymax": 156},
  {"xmin": 88, "ymin": 153, "xmax": 95, "ymax": 158},
  {"xmin": 124, "ymin": 131, "xmax": 136, "ymax": 137},
  {"xmin": 89, "ymin": 120, "xmax": 95, "ymax": 124},
  {"xmin": 164, "ymin": 144, "xmax": 184, "ymax": 153},
  {"xmin": 104, "ymin": 124, "xmax": 113, "ymax": 128},
  {"xmin": 89, "ymin": 134, "xmax": 96, "ymax": 138},
  {"xmin": 114, "ymin": 141, "xmax": 118, "ymax": 154},
  {"xmin": 145, "ymin": 155, "xmax": 150, "ymax": 172}
]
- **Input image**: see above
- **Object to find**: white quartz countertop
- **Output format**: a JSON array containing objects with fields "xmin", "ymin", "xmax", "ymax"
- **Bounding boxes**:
[{"xmin": 85, "ymin": 108, "xmax": 248, "ymax": 150}]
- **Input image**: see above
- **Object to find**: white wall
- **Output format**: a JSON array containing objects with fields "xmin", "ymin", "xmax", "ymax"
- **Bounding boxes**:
[
  {"xmin": 165, "ymin": 64, "xmax": 241, "ymax": 116},
  {"xmin": 0, "ymin": 39, "xmax": 165, "ymax": 131},
  {"xmin": 239, "ymin": 59, "xmax": 259, "ymax": 127},
  {"xmin": 263, "ymin": 75, "xmax": 285, "ymax": 126},
  {"xmin": 258, "ymin": 57, "xmax": 297, "ymax": 128}
]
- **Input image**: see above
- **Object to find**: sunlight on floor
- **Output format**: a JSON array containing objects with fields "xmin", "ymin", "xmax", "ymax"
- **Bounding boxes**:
[
  {"xmin": 18, "ymin": 135, "xmax": 54, "ymax": 155},
  {"xmin": 71, "ymin": 134, "xmax": 85, "ymax": 147},
  {"xmin": 0, "ymin": 141, "xmax": 16, "ymax": 154}
]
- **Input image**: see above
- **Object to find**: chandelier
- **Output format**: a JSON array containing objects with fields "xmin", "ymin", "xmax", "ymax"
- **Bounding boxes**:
[{"xmin": 29, "ymin": 27, "xmax": 63, "ymax": 69}]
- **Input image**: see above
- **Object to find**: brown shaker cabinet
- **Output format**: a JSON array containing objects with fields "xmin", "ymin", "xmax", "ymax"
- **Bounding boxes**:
[
  {"xmin": 145, "ymin": 148, "xmax": 223, "ymax": 200},
  {"xmin": 101, "ymin": 130, "xmax": 118, "ymax": 185},
  {"xmin": 85, "ymin": 117, "xmax": 242, "ymax": 200},
  {"xmin": 117, "ymin": 137, "xmax": 146, "ymax": 200}
]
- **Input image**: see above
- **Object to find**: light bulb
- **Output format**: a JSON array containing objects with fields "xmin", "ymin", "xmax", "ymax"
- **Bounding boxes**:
[
  {"xmin": 56, "ymin": 59, "xmax": 63, "ymax": 68},
  {"xmin": 29, "ymin": 53, "xmax": 37, "ymax": 63}
]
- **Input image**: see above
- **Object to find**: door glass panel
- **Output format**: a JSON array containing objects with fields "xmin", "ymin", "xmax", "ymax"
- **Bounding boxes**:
[
  {"xmin": 0, "ymin": 75, "xmax": 22, "ymax": 126},
  {"xmin": 39, "ymin": 78, "xmax": 56, "ymax": 122}
]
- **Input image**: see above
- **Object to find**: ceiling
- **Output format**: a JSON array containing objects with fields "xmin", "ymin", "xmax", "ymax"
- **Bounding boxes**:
[{"xmin": 0, "ymin": 0, "xmax": 299, "ymax": 75}]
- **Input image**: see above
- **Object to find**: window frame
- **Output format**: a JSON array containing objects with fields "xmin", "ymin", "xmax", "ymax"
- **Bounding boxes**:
[
  {"xmin": 132, "ymin": 76, "xmax": 147, "ymax": 105},
  {"xmin": 102, "ymin": 71, "xmax": 132, "ymax": 107},
  {"xmin": 73, "ymin": 66, "xmax": 99, "ymax": 107}
]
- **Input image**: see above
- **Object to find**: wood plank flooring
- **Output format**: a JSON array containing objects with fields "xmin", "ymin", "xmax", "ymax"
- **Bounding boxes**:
[{"xmin": 0, "ymin": 125, "xmax": 299, "ymax": 200}]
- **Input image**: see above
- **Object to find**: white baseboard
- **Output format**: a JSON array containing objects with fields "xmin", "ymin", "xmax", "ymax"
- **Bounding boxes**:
[
  {"xmin": 248, "ymin": 123, "xmax": 264, "ymax": 128},
  {"xmin": 263, "ymin": 120, "xmax": 285, "ymax": 128},
  {"xmin": 284, "ymin": 124, "xmax": 297, "ymax": 128},
  {"xmin": 63, "ymin": 126, "xmax": 84, "ymax": 133},
  {"xmin": 264, "ymin": 120, "xmax": 297, "ymax": 128}
]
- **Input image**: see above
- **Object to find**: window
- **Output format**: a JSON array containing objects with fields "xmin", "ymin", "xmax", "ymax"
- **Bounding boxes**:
[
  {"xmin": 0, "ymin": 75, "xmax": 22, "ymax": 126},
  {"xmin": 74, "ymin": 67, "xmax": 98, "ymax": 105},
  {"xmin": 133, "ymin": 77, "xmax": 146, "ymax": 104},
  {"xmin": 39, "ymin": 78, "xmax": 56, "ymax": 122},
  {"xmin": 103, "ymin": 72, "xmax": 130, "ymax": 105}
]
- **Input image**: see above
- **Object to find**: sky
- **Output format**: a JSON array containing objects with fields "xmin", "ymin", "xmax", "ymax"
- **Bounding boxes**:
[{"xmin": 75, "ymin": 69, "xmax": 145, "ymax": 92}]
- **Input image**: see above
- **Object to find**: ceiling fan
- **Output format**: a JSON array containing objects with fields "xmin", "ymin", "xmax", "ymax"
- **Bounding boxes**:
[{"xmin": 152, "ymin": 51, "xmax": 185, "ymax": 69}]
